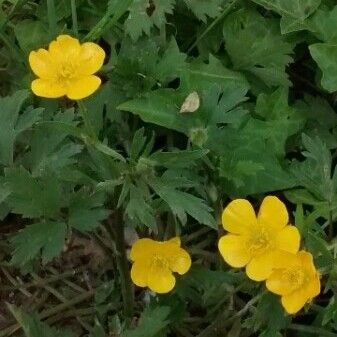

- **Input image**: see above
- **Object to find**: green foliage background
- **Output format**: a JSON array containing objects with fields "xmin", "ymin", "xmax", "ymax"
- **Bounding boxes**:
[{"xmin": 1, "ymin": 0, "xmax": 337, "ymax": 336}]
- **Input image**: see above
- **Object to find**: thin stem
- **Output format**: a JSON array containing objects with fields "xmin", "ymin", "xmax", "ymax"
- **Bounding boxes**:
[
  {"xmin": 196, "ymin": 293, "xmax": 262, "ymax": 337},
  {"xmin": 46, "ymin": 0, "xmax": 57, "ymax": 37},
  {"xmin": 328, "ymin": 204, "xmax": 334, "ymax": 241},
  {"xmin": 109, "ymin": 211, "xmax": 134, "ymax": 323},
  {"xmin": 289, "ymin": 324, "xmax": 337, "ymax": 337},
  {"xmin": 84, "ymin": 0, "xmax": 132, "ymax": 41},
  {"xmin": 2, "ymin": 290, "xmax": 94, "ymax": 337},
  {"xmin": 71, "ymin": 0, "xmax": 79, "ymax": 37},
  {"xmin": 187, "ymin": 0, "xmax": 239, "ymax": 54},
  {"xmin": 77, "ymin": 100, "xmax": 97, "ymax": 140}
]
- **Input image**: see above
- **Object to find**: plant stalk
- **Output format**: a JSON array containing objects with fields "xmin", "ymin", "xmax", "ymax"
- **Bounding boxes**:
[
  {"xmin": 109, "ymin": 211, "xmax": 134, "ymax": 323},
  {"xmin": 46, "ymin": 0, "xmax": 57, "ymax": 37},
  {"xmin": 71, "ymin": 0, "xmax": 79, "ymax": 37}
]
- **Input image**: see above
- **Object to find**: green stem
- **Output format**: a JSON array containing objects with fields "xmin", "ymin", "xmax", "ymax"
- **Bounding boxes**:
[
  {"xmin": 71, "ymin": 0, "xmax": 79, "ymax": 36},
  {"xmin": 109, "ymin": 211, "xmax": 134, "ymax": 323},
  {"xmin": 2, "ymin": 291, "xmax": 94, "ymax": 337},
  {"xmin": 84, "ymin": 0, "xmax": 133, "ymax": 41},
  {"xmin": 187, "ymin": 0, "xmax": 239, "ymax": 54},
  {"xmin": 77, "ymin": 100, "xmax": 97, "ymax": 140},
  {"xmin": 289, "ymin": 324, "xmax": 337, "ymax": 337},
  {"xmin": 196, "ymin": 293, "xmax": 262, "ymax": 337},
  {"xmin": 46, "ymin": 0, "xmax": 57, "ymax": 37}
]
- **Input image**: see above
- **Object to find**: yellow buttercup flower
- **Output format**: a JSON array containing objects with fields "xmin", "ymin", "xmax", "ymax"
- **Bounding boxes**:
[
  {"xmin": 130, "ymin": 237, "xmax": 191, "ymax": 294},
  {"xmin": 218, "ymin": 196, "xmax": 300, "ymax": 281},
  {"xmin": 29, "ymin": 35, "xmax": 105, "ymax": 100},
  {"xmin": 266, "ymin": 250, "xmax": 320, "ymax": 314}
]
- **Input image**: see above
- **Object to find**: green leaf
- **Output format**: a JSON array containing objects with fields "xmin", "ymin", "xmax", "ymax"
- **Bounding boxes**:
[
  {"xmin": 118, "ymin": 56, "xmax": 249, "ymax": 134},
  {"xmin": 68, "ymin": 190, "xmax": 110, "ymax": 232},
  {"xmin": 10, "ymin": 221, "xmax": 67, "ymax": 266},
  {"xmin": 14, "ymin": 19, "xmax": 49, "ymax": 53},
  {"xmin": 126, "ymin": 183, "xmax": 157, "ymax": 228},
  {"xmin": 310, "ymin": 43, "xmax": 337, "ymax": 93},
  {"xmin": 149, "ymin": 149, "xmax": 208, "ymax": 168},
  {"xmin": 183, "ymin": 0, "xmax": 223, "ymax": 22},
  {"xmin": 223, "ymin": 9, "xmax": 293, "ymax": 87},
  {"xmin": 8, "ymin": 304, "xmax": 72, "ymax": 337},
  {"xmin": 308, "ymin": 6, "xmax": 337, "ymax": 42},
  {"xmin": 125, "ymin": 0, "xmax": 175, "ymax": 41},
  {"xmin": 93, "ymin": 141, "xmax": 126, "ymax": 162},
  {"xmin": 245, "ymin": 293, "xmax": 290, "ymax": 332},
  {"xmin": 122, "ymin": 306, "xmax": 171, "ymax": 337},
  {"xmin": 0, "ymin": 90, "xmax": 42, "ymax": 166},
  {"xmin": 118, "ymin": 89, "xmax": 191, "ymax": 134},
  {"xmin": 182, "ymin": 55, "xmax": 249, "ymax": 93},
  {"xmin": 252, "ymin": 0, "xmax": 321, "ymax": 33},
  {"xmin": 290, "ymin": 134, "xmax": 334, "ymax": 201},
  {"xmin": 209, "ymin": 128, "xmax": 296, "ymax": 195},
  {"xmin": 148, "ymin": 176, "xmax": 216, "ymax": 228},
  {"xmin": 5, "ymin": 167, "xmax": 62, "ymax": 218},
  {"xmin": 156, "ymin": 39, "xmax": 187, "ymax": 83}
]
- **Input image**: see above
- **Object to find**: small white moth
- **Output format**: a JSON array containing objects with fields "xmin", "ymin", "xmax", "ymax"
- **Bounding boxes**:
[{"xmin": 180, "ymin": 91, "xmax": 200, "ymax": 113}]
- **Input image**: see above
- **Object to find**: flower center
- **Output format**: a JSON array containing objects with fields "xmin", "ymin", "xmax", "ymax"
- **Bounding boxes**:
[
  {"xmin": 246, "ymin": 228, "xmax": 270, "ymax": 255},
  {"xmin": 283, "ymin": 268, "xmax": 305, "ymax": 291},
  {"xmin": 152, "ymin": 255, "xmax": 169, "ymax": 269},
  {"xmin": 57, "ymin": 62, "xmax": 78, "ymax": 84}
]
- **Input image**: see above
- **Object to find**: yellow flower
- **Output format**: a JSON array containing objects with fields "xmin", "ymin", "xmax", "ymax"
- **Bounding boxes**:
[
  {"xmin": 130, "ymin": 237, "xmax": 191, "ymax": 294},
  {"xmin": 29, "ymin": 35, "xmax": 105, "ymax": 100},
  {"xmin": 266, "ymin": 250, "xmax": 320, "ymax": 314},
  {"xmin": 218, "ymin": 196, "xmax": 300, "ymax": 281}
]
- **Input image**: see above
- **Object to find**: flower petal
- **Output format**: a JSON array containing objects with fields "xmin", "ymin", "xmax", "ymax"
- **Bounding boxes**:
[
  {"xmin": 168, "ymin": 248, "xmax": 191, "ymax": 275},
  {"xmin": 246, "ymin": 250, "xmax": 289, "ymax": 281},
  {"xmin": 222, "ymin": 199, "xmax": 257, "ymax": 234},
  {"xmin": 29, "ymin": 49, "xmax": 56, "ymax": 79},
  {"xmin": 305, "ymin": 272, "xmax": 321, "ymax": 299},
  {"xmin": 281, "ymin": 289, "xmax": 309, "ymax": 314},
  {"xmin": 31, "ymin": 79, "xmax": 66, "ymax": 98},
  {"xmin": 298, "ymin": 250, "xmax": 317, "ymax": 275},
  {"xmin": 130, "ymin": 238, "xmax": 156, "ymax": 261},
  {"xmin": 66, "ymin": 75, "xmax": 101, "ymax": 100},
  {"xmin": 49, "ymin": 34, "xmax": 81, "ymax": 61},
  {"xmin": 131, "ymin": 259, "xmax": 150, "ymax": 287},
  {"xmin": 218, "ymin": 234, "xmax": 251, "ymax": 268},
  {"xmin": 266, "ymin": 268, "xmax": 297, "ymax": 296},
  {"xmin": 166, "ymin": 237, "xmax": 181, "ymax": 247},
  {"xmin": 275, "ymin": 225, "xmax": 300, "ymax": 254},
  {"xmin": 258, "ymin": 196, "xmax": 288, "ymax": 230},
  {"xmin": 78, "ymin": 42, "xmax": 105, "ymax": 75},
  {"xmin": 148, "ymin": 265, "xmax": 176, "ymax": 294}
]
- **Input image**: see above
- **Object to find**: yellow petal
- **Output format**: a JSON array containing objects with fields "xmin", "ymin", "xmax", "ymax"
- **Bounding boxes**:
[
  {"xmin": 281, "ymin": 289, "xmax": 309, "ymax": 314},
  {"xmin": 166, "ymin": 237, "xmax": 181, "ymax": 247},
  {"xmin": 66, "ymin": 75, "xmax": 101, "ymax": 100},
  {"xmin": 275, "ymin": 225, "xmax": 300, "ymax": 254},
  {"xmin": 78, "ymin": 42, "xmax": 105, "ymax": 75},
  {"xmin": 305, "ymin": 272, "xmax": 321, "ymax": 299},
  {"xmin": 258, "ymin": 196, "xmax": 289, "ymax": 230},
  {"xmin": 168, "ymin": 248, "xmax": 191, "ymax": 275},
  {"xmin": 298, "ymin": 250, "xmax": 317, "ymax": 275},
  {"xmin": 130, "ymin": 238, "xmax": 156, "ymax": 261},
  {"xmin": 49, "ymin": 35, "xmax": 81, "ymax": 61},
  {"xmin": 31, "ymin": 79, "xmax": 66, "ymax": 98},
  {"xmin": 130, "ymin": 259, "xmax": 150, "ymax": 287},
  {"xmin": 222, "ymin": 199, "xmax": 257, "ymax": 234},
  {"xmin": 246, "ymin": 250, "xmax": 288, "ymax": 281},
  {"xmin": 29, "ymin": 49, "xmax": 56, "ymax": 79},
  {"xmin": 266, "ymin": 268, "xmax": 296, "ymax": 296},
  {"xmin": 148, "ymin": 265, "xmax": 176, "ymax": 294},
  {"xmin": 218, "ymin": 234, "xmax": 251, "ymax": 268}
]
